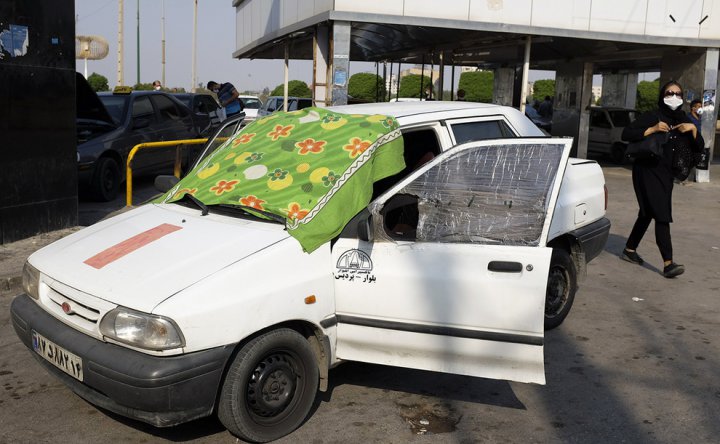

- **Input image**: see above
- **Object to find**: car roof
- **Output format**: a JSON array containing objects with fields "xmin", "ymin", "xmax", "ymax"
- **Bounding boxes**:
[
  {"xmin": 329, "ymin": 101, "xmax": 543, "ymax": 136},
  {"xmin": 590, "ymin": 106, "xmax": 636, "ymax": 111}
]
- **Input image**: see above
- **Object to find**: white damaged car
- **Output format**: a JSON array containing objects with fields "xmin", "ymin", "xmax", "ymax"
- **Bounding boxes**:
[{"xmin": 12, "ymin": 102, "xmax": 609, "ymax": 442}]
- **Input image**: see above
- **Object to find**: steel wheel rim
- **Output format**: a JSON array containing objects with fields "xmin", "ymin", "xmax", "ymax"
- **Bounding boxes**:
[
  {"xmin": 546, "ymin": 266, "xmax": 569, "ymax": 317},
  {"xmin": 245, "ymin": 351, "xmax": 301, "ymax": 422}
]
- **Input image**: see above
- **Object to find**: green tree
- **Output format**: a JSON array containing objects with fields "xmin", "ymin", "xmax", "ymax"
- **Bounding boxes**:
[
  {"xmin": 398, "ymin": 74, "xmax": 432, "ymax": 98},
  {"xmin": 87, "ymin": 72, "xmax": 109, "ymax": 92},
  {"xmin": 348, "ymin": 72, "xmax": 386, "ymax": 102},
  {"xmin": 532, "ymin": 79, "xmax": 555, "ymax": 102},
  {"xmin": 270, "ymin": 80, "xmax": 311, "ymax": 98},
  {"xmin": 458, "ymin": 70, "xmax": 493, "ymax": 102},
  {"xmin": 636, "ymin": 79, "xmax": 660, "ymax": 112},
  {"xmin": 133, "ymin": 82, "xmax": 154, "ymax": 91}
]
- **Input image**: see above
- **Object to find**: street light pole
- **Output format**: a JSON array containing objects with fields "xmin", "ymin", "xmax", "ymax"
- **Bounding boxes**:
[
  {"xmin": 161, "ymin": 0, "xmax": 165, "ymax": 88},
  {"xmin": 136, "ymin": 0, "xmax": 140, "ymax": 86},
  {"xmin": 192, "ymin": 0, "xmax": 197, "ymax": 92},
  {"xmin": 117, "ymin": 0, "xmax": 124, "ymax": 86}
]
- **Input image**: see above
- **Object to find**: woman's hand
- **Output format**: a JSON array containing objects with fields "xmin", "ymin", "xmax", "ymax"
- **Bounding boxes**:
[
  {"xmin": 673, "ymin": 123, "xmax": 698, "ymax": 139},
  {"xmin": 644, "ymin": 121, "xmax": 670, "ymax": 137}
]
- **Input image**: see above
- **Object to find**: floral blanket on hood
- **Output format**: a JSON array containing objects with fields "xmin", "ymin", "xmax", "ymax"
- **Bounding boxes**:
[{"xmin": 158, "ymin": 107, "xmax": 405, "ymax": 252}]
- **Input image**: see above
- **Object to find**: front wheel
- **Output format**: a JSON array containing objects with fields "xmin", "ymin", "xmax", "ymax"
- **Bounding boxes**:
[
  {"xmin": 90, "ymin": 157, "xmax": 121, "ymax": 202},
  {"xmin": 545, "ymin": 249, "xmax": 577, "ymax": 330},
  {"xmin": 217, "ymin": 328, "xmax": 319, "ymax": 443}
]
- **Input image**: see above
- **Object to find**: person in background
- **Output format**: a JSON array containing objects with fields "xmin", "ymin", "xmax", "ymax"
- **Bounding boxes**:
[
  {"xmin": 688, "ymin": 99, "xmax": 702, "ymax": 131},
  {"xmin": 456, "ymin": 89, "xmax": 466, "ymax": 101},
  {"xmin": 538, "ymin": 95, "xmax": 553, "ymax": 119},
  {"xmin": 152, "ymin": 80, "xmax": 162, "ymax": 91},
  {"xmin": 619, "ymin": 80, "xmax": 704, "ymax": 278},
  {"xmin": 207, "ymin": 80, "xmax": 241, "ymax": 117}
]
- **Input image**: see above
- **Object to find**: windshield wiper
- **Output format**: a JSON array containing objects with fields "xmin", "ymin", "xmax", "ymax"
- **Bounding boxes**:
[
  {"xmin": 179, "ymin": 193, "xmax": 209, "ymax": 216},
  {"xmin": 220, "ymin": 204, "xmax": 287, "ymax": 224}
]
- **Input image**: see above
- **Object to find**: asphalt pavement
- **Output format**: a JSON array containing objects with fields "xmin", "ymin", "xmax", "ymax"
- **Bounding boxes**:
[{"xmin": 1, "ymin": 162, "xmax": 719, "ymax": 443}]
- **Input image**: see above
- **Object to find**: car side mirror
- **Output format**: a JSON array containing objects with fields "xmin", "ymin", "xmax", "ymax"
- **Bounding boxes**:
[
  {"xmin": 154, "ymin": 175, "xmax": 180, "ymax": 193},
  {"xmin": 133, "ymin": 118, "xmax": 150, "ymax": 129},
  {"xmin": 338, "ymin": 208, "xmax": 373, "ymax": 242},
  {"xmin": 357, "ymin": 214, "xmax": 373, "ymax": 242}
]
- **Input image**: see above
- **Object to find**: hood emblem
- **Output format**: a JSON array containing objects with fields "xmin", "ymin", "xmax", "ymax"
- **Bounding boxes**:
[{"xmin": 61, "ymin": 302, "xmax": 74, "ymax": 315}]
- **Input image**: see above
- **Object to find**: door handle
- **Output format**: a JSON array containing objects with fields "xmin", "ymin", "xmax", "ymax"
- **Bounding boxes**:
[{"xmin": 488, "ymin": 261, "xmax": 523, "ymax": 273}]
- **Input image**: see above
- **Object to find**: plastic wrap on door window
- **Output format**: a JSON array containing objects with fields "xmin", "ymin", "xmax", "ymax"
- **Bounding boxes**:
[{"xmin": 382, "ymin": 143, "xmax": 564, "ymax": 246}]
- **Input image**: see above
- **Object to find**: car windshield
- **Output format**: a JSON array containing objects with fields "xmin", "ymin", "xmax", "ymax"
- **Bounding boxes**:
[
  {"xmin": 240, "ymin": 98, "xmax": 262, "ymax": 109},
  {"xmin": 98, "ymin": 95, "xmax": 129, "ymax": 125},
  {"xmin": 158, "ymin": 107, "xmax": 405, "ymax": 253},
  {"xmin": 608, "ymin": 110, "xmax": 636, "ymax": 127}
]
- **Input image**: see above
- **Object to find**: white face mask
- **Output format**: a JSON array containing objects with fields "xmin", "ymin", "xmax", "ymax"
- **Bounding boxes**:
[{"xmin": 663, "ymin": 95, "xmax": 683, "ymax": 110}]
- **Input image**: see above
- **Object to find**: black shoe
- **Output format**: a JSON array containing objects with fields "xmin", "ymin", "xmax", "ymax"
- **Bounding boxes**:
[
  {"xmin": 621, "ymin": 249, "xmax": 644, "ymax": 265},
  {"xmin": 663, "ymin": 263, "xmax": 685, "ymax": 278}
]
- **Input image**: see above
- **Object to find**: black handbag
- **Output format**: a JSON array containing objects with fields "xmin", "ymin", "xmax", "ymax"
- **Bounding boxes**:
[
  {"xmin": 625, "ymin": 132, "xmax": 668, "ymax": 160},
  {"xmin": 671, "ymin": 136, "xmax": 700, "ymax": 181}
]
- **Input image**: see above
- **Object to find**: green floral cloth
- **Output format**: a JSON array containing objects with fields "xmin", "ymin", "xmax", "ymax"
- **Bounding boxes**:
[{"xmin": 158, "ymin": 107, "xmax": 405, "ymax": 252}]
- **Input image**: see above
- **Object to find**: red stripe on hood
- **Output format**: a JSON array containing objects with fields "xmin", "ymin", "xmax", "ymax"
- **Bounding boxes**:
[{"xmin": 84, "ymin": 223, "xmax": 183, "ymax": 269}]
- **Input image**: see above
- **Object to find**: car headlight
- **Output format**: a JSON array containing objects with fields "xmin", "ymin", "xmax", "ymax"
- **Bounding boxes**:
[
  {"xmin": 99, "ymin": 307, "xmax": 185, "ymax": 351},
  {"xmin": 22, "ymin": 261, "xmax": 40, "ymax": 300}
]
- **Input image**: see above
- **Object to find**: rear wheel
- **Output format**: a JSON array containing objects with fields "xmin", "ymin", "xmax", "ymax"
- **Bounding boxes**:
[
  {"xmin": 90, "ymin": 157, "xmax": 121, "ymax": 202},
  {"xmin": 545, "ymin": 249, "xmax": 577, "ymax": 330},
  {"xmin": 218, "ymin": 328, "xmax": 319, "ymax": 443}
]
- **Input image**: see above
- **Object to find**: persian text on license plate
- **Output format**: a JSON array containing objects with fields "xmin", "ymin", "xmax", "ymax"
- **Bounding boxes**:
[{"xmin": 32, "ymin": 331, "xmax": 84, "ymax": 381}]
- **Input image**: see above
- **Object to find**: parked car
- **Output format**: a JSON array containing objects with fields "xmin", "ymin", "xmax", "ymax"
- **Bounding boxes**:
[
  {"xmin": 524, "ymin": 104, "xmax": 552, "ymax": 133},
  {"xmin": 257, "ymin": 95, "xmax": 313, "ymax": 117},
  {"xmin": 77, "ymin": 77, "xmax": 200, "ymax": 201},
  {"xmin": 172, "ymin": 92, "xmax": 223, "ymax": 136},
  {"xmin": 13, "ymin": 101, "xmax": 609, "ymax": 442},
  {"xmin": 588, "ymin": 106, "xmax": 637, "ymax": 163},
  {"xmin": 237, "ymin": 95, "xmax": 263, "ymax": 122},
  {"xmin": 154, "ymin": 112, "xmax": 247, "ymax": 192}
]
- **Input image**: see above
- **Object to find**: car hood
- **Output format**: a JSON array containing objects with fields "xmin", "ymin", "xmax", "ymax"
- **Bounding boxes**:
[
  {"xmin": 76, "ymin": 72, "xmax": 115, "ymax": 126},
  {"xmin": 29, "ymin": 204, "xmax": 290, "ymax": 313}
]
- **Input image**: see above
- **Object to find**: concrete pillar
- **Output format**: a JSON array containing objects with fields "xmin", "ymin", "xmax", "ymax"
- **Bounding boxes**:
[
  {"xmin": 600, "ymin": 73, "xmax": 638, "ymax": 109},
  {"xmin": 660, "ymin": 48, "xmax": 719, "ymax": 182},
  {"xmin": 552, "ymin": 61, "xmax": 594, "ymax": 158},
  {"xmin": 493, "ymin": 67, "xmax": 515, "ymax": 106},
  {"xmin": 330, "ymin": 21, "xmax": 351, "ymax": 106},
  {"xmin": 312, "ymin": 24, "xmax": 330, "ymax": 107}
]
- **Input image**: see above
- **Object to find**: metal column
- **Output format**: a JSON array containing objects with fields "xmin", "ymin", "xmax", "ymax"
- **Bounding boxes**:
[{"xmin": 331, "ymin": 21, "xmax": 351, "ymax": 106}]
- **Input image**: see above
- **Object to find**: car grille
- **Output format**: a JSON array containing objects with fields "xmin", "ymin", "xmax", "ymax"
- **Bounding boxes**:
[{"xmin": 43, "ymin": 284, "xmax": 107, "ymax": 336}]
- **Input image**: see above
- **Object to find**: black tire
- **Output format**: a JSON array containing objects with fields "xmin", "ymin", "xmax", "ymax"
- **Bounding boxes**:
[
  {"xmin": 217, "ymin": 328, "xmax": 319, "ymax": 443},
  {"xmin": 545, "ymin": 249, "xmax": 577, "ymax": 330},
  {"xmin": 611, "ymin": 143, "xmax": 627, "ymax": 165},
  {"xmin": 90, "ymin": 157, "xmax": 121, "ymax": 202}
]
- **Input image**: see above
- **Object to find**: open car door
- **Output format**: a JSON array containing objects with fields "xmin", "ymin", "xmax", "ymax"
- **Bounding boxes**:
[{"xmin": 331, "ymin": 138, "xmax": 572, "ymax": 385}]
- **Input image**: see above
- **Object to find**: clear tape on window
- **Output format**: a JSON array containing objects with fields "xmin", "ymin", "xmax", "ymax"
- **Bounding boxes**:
[{"xmin": 373, "ymin": 144, "xmax": 564, "ymax": 246}]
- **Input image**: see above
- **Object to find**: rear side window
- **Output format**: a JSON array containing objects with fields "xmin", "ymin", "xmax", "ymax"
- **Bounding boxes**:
[
  {"xmin": 131, "ymin": 96, "xmax": 156, "ymax": 122},
  {"xmin": 608, "ymin": 110, "xmax": 635, "ymax": 127},
  {"xmin": 201, "ymin": 96, "xmax": 220, "ymax": 112},
  {"xmin": 297, "ymin": 99, "xmax": 313, "ymax": 110},
  {"xmin": 590, "ymin": 111, "xmax": 611, "ymax": 128},
  {"xmin": 451, "ymin": 120, "xmax": 514, "ymax": 144},
  {"xmin": 152, "ymin": 95, "xmax": 183, "ymax": 121}
]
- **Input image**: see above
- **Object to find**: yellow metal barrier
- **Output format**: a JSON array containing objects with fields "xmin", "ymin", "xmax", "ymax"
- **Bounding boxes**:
[{"xmin": 126, "ymin": 139, "xmax": 207, "ymax": 206}]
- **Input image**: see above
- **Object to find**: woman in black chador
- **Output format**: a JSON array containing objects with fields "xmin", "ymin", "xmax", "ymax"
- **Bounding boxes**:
[{"xmin": 620, "ymin": 80, "xmax": 704, "ymax": 278}]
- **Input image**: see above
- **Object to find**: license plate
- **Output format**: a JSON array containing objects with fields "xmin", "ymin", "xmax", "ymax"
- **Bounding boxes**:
[{"xmin": 32, "ymin": 331, "xmax": 84, "ymax": 382}]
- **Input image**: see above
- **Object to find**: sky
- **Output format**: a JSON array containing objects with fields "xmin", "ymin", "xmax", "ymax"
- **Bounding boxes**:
[{"xmin": 75, "ymin": 0, "xmax": 634, "ymax": 93}]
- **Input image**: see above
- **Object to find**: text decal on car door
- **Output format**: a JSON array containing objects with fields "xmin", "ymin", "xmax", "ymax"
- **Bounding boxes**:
[{"xmin": 84, "ymin": 224, "xmax": 183, "ymax": 269}]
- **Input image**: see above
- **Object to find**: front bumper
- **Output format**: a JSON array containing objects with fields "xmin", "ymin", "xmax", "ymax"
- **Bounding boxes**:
[{"xmin": 11, "ymin": 294, "xmax": 235, "ymax": 427}]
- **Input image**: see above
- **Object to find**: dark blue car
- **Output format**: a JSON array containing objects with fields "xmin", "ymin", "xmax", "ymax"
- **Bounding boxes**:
[{"xmin": 77, "ymin": 77, "xmax": 199, "ymax": 201}]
